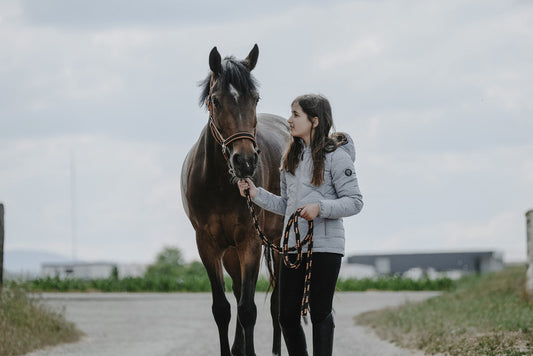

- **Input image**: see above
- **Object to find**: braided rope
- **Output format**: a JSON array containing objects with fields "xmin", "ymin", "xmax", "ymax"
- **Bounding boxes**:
[{"xmin": 244, "ymin": 189, "xmax": 314, "ymax": 318}]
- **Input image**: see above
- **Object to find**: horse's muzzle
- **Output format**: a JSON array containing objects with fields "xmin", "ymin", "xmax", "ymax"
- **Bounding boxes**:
[{"xmin": 231, "ymin": 152, "xmax": 258, "ymax": 178}]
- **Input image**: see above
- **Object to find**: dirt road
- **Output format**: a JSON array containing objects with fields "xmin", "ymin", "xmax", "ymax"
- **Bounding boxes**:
[{"xmin": 26, "ymin": 291, "xmax": 439, "ymax": 356}]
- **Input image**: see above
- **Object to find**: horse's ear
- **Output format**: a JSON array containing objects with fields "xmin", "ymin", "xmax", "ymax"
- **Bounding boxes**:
[
  {"xmin": 209, "ymin": 46, "xmax": 222, "ymax": 76},
  {"xmin": 244, "ymin": 44, "xmax": 259, "ymax": 71}
]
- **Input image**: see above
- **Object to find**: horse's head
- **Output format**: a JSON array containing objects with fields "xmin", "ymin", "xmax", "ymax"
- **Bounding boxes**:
[{"xmin": 200, "ymin": 45, "xmax": 261, "ymax": 179}]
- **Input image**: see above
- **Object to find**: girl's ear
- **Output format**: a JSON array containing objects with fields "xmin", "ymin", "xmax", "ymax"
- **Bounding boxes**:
[{"xmin": 312, "ymin": 117, "xmax": 319, "ymax": 128}]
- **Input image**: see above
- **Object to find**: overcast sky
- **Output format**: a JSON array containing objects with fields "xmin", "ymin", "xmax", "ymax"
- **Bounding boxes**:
[{"xmin": 1, "ymin": 0, "xmax": 532, "ymax": 267}]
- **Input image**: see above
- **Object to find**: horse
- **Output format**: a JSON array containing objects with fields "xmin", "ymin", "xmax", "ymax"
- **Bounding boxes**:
[{"xmin": 180, "ymin": 44, "xmax": 290, "ymax": 356}]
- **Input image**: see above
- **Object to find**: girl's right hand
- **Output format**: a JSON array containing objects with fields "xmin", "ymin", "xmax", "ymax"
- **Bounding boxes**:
[{"xmin": 238, "ymin": 178, "xmax": 258, "ymax": 198}]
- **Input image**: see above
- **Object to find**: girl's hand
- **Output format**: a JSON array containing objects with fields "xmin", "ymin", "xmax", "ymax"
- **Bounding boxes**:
[
  {"xmin": 299, "ymin": 203, "xmax": 320, "ymax": 221},
  {"xmin": 237, "ymin": 178, "xmax": 258, "ymax": 198}
]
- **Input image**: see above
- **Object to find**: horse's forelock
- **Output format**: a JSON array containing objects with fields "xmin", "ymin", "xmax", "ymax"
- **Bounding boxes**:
[
  {"xmin": 220, "ymin": 57, "xmax": 258, "ymax": 98},
  {"xmin": 198, "ymin": 56, "xmax": 258, "ymax": 108}
]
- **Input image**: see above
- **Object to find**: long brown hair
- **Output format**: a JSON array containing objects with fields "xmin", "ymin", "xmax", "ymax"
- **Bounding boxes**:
[{"xmin": 281, "ymin": 94, "xmax": 346, "ymax": 186}]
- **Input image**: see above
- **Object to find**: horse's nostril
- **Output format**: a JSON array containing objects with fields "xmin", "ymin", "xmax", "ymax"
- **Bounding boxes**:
[
  {"xmin": 247, "ymin": 154, "xmax": 257, "ymax": 168},
  {"xmin": 233, "ymin": 154, "xmax": 243, "ymax": 166}
]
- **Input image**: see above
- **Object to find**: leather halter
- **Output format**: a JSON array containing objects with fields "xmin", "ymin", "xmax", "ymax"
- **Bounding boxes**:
[
  {"xmin": 208, "ymin": 117, "xmax": 257, "ymax": 154},
  {"xmin": 206, "ymin": 77, "xmax": 259, "ymax": 162}
]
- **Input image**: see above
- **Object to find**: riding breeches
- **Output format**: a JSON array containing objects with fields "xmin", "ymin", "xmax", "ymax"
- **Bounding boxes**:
[{"xmin": 278, "ymin": 252, "xmax": 342, "ymax": 327}]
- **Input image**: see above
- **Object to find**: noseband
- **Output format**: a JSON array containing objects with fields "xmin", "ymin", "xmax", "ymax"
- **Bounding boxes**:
[{"xmin": 208, "ymin": 117, "xmax": 257, "ymax": 155}]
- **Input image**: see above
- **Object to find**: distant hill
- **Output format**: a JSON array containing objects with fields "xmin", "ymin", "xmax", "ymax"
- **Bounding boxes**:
[{"xmin": 3, "ymin": 249, "xmax": 72, "ymax": 277}]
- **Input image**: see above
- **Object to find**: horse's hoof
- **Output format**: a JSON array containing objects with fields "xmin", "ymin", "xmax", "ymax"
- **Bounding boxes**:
[{"xmin": 230, "ymin": 348, "xmax": 244, "ymax": 356}]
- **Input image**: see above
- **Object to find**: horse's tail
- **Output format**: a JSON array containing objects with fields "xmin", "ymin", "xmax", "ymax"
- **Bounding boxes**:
[{"xmin": 263, "ymin": 245, "xmax": 277, "ymax": 293}]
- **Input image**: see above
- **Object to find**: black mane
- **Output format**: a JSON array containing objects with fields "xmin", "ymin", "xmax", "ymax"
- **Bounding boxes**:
[{"xmin": 199, "ymin": 56, "xmax": 259, "ymax": 108}]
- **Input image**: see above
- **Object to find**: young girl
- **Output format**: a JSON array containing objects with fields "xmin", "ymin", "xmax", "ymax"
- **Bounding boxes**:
[{"xmin": 238, "ymin": 94, "xmax": 363, "ymax": 356}]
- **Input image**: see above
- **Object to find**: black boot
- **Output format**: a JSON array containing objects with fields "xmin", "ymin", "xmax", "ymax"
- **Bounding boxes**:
[
  {"xmin": 282, "ymin": 325, "xmax": 308, "ymax": 356},
  {"xmin": 312, "ymin": 313, "xmax": 334, "ymax": 356}
]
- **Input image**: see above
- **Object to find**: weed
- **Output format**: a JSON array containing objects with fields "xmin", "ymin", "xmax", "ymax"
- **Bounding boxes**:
[
  {"xmin": 0, "ymin": 285, "xmax": 82, "ymax": 356},
  {"xmin": 356, "ymin": 265, "xmax": 533, "ymax": 355}
]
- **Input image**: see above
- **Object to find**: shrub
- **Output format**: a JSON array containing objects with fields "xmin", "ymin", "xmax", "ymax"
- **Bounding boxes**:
[{"xmin": 0, "ymin": 285, "xmax": 81, "ymax": 356}]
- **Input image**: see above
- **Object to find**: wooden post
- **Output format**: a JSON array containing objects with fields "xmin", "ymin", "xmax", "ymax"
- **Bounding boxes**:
[
  {"xmin": 0, "ymin": 203, "xmax": 4, "ymax": 289},
  {"xmin": 526, "ymin": 209, "xmax": 533, "ymax": 297}
]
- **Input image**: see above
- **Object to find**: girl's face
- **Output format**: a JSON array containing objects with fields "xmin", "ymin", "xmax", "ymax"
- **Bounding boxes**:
[{"xmin": 288, "ymin": 102, "xmax": 316, "ymax": 146}]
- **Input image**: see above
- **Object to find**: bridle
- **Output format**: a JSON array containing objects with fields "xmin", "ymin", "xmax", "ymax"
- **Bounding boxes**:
[{"xmin": 206, "ymin": 77, "xmax": 259, "ymax": 165}]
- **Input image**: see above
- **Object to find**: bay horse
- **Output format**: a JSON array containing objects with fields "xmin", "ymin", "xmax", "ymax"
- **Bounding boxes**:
[{"xmin": 180, "ymin": 44, "xmax": 290, "ymax": 356}]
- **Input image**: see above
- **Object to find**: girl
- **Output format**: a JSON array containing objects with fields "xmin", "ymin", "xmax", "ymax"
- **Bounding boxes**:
[{"xmin": 238, "ymin": 94, "xmax": 363, "ymax": 356}]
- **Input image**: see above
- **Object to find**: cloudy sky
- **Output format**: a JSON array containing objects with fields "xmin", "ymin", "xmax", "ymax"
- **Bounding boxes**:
[{"xmin": 1, "ymin": 0, "xmax": 532, "ymax": 268}]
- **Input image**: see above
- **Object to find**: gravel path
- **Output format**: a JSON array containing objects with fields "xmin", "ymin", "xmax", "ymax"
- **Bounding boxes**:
[{"xmin": 26, "ymin": 291, "xmax": 440, "ymax": 356}]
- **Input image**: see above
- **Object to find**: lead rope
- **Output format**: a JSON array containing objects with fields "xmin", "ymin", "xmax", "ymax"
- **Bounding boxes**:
[{"xmin": 244, "ymin": 188, "xmax": 314, "ymax": 321}]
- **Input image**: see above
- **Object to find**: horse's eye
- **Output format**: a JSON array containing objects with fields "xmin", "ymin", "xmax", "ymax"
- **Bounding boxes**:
[
  {"xmin": 255, "ymin": 96, "xmax": 260, "ymax": 104},
  {"xmin": 212, "ymin": 97, "xmax": 220, "ymax": 108}
]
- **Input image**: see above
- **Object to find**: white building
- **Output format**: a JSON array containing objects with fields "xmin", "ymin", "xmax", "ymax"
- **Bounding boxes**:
[
  {"xmin": 41, "ymin": 262, "xmax": 148, "ymax": 279},
  {"xmin": 41, "ymin": 262, "xmax": 117, "ymax": 279}
]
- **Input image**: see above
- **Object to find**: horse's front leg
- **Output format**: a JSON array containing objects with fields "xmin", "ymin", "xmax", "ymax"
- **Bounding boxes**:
[
  {"xmin": 237, "ymin": 241, "xmax": 262, "ymax": 356},
  {"xmin": 197, "ymin": 235, "xmax": 232, "ymax": 356},
  {"xmin": 223, "ymin": 248, "xmax": 245, "ymax": 356}
]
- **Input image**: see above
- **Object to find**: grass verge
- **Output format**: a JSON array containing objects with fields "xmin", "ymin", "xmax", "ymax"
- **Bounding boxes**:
[
  {"xmin": 0, "ymin": 286, "xmax": 82, "ymax": 356},
  {"xmin": 19, "ymin": 275, "xmax": 454, "ymax": 293},
  {"xmin": 336, "ymin": 275, "xmax": 454, "ymax": 291},
  {"xmin": 356, "ymin": 265, "xmax": 533, "ymax": 355}
]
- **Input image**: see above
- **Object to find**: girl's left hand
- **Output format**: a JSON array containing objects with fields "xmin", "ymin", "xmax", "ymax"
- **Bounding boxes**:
[
  {"xmin": 299, "ymin": 203, "xmax": 320, "ymax": 221},
  {"xmin": 237, "ymin": 178, "xmax": 257, "ymax": 198}
]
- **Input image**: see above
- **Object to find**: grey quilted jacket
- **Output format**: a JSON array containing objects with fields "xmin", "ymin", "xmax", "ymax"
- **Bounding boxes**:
[{"xmin": 252, "ymin": 134, "xmax": 363, "ymax": 256}]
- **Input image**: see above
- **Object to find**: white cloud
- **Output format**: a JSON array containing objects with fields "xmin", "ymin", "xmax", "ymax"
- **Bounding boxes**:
[
  {"xmin": 362, "ymin": 144, "xmax": 533, "ymax": 183},
  {"xmin": 317, "ymin": 36, "xmax": 385, "ymax": 71}
]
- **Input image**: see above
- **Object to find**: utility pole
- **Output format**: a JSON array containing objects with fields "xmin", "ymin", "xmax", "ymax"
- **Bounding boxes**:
[
  {"xmin": 70, "ymin": 151, "xmax": 77, "ymax": 261},
  {"xmin": 0, "ymin": 203, "xmax": 4, "ymax": 289},
  {"xmin": 526, "ymin": 210, "xmax": 533, "ymax": 297}
]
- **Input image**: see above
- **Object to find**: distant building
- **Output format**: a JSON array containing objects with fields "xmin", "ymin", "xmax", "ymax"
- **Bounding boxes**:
[
  {"xmin": 338, "ymin": 261, "xmax": 377, "ymax": 279},
  {"xmin": 41, "ymin": 262, "xmax": 147, "ymax": 279},
  {"xmin": 346, "ymin": 251, "xmax": 504, "ymax": 276},
  {"xmin": 41, "ymin": 262, "xmax": 117, "ymax": 279}
]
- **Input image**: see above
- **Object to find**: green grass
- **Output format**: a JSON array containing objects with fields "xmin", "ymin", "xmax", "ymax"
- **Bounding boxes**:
[
  {"xmin": 26, "ymin": 275, "xmax": 213, "ymax": 293},
  {"xmin": 0, "ymin": 286, "xmax": 82, "ymax": 356},
  {"xmin": 336, "ymin": 275, "xmax": 454, "ymax": 291},
  {"xmin": 20, "ymin": 274, "xmax": 455, "ymax": 293},
  {"xmin": 356, "ymin": 265, "xmax": 533, "ymax": 355}
]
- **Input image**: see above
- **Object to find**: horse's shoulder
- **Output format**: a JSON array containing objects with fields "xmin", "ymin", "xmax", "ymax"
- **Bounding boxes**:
[
  {"xmin": 257, "ymin": 113, "xmax": 289, "ymax": 134},
  {"xmin": 258, "ymin": 113, "xmax": 288, "ymax": 126},
  {"xmin": 258, "ymin": 112, "xmax": 286, "ymax": 120}
]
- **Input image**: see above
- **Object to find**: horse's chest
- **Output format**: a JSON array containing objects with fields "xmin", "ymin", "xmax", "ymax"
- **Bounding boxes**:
[
  {"xmin": 187, "ymin": 185, "xmax": 236, "ymax": 215},
  {"xmin": 187, "ymin": 186, "xmax": 246, "ymax": 225},
  {"xmin": 195, "ymin": 211, "xmax": 252, "ymax": 248}
]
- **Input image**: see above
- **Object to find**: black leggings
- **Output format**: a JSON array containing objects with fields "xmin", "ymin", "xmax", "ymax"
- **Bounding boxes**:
[{"xmin": 278, "ymin": 252, "xmax": 342, "ymax": 327}]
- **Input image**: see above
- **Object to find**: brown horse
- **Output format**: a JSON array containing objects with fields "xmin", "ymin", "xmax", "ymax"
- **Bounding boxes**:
[{"xmin": 180, "ymin": 44, "xmax": 290, "ymax": 356}]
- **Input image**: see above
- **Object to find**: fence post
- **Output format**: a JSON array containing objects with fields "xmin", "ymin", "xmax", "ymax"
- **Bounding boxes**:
[
  {"xmin": 527, "ymin": 210, "xmax": 533, "ymax": 297},
  {"xmin": 0, "ymin": 203, "xmax": 4, "ymax": 289}
]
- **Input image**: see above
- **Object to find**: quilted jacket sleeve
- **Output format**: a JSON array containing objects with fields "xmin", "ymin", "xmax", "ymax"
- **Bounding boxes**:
[
  {"xmin": 252, "ymin": 170, "xmax": 288, "ymax": 216},
  {"xmin": 318, "ymin": 149, "xmax": 363, "ymax": 219}
]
